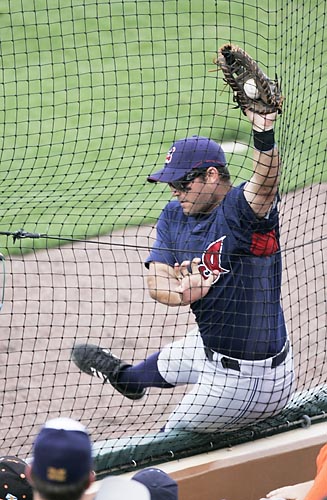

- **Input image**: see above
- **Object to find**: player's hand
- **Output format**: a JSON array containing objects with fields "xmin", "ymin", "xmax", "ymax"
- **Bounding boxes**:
[
  {"xmin": 174, "ymin": 258, "xmax": 216, "ymax": 305},
  {"xmin": 245, "ymin": 109, "xmax": 277, "ymax": 131},
  {"xmin": 259, "ymin": 483, "xmax": 308, "ymax": 500}
]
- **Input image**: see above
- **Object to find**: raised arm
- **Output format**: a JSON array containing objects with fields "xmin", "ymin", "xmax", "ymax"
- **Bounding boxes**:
[{"xmin": 244, "ymin": 111, "xmax": 281, "ymax": 218}]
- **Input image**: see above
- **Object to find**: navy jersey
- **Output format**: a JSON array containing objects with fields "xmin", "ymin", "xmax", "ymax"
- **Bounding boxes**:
[{"xmin": 145, "ymin": 183, "xmax": 287, "ymax": 360}]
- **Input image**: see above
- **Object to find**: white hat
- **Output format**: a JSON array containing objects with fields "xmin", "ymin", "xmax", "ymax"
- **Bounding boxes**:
[{"xmin": 96, "ymin": 476, "xmax": 151, "ymax": 500}]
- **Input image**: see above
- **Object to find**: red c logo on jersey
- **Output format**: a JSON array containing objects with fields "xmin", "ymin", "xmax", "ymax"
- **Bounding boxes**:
[{"xmin": 198, "ymin": 236, "xmax": 230, "ymax": 284}]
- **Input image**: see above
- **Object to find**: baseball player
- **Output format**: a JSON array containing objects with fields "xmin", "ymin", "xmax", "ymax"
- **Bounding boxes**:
[{"xmin": 72, "ymin": 106, "xmax": 295, "ymax": 433}]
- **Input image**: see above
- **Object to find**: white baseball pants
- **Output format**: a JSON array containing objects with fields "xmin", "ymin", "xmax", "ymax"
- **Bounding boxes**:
[{"xmin": 157, "ymin": 327, "xmax": 295, "ymax": 433}]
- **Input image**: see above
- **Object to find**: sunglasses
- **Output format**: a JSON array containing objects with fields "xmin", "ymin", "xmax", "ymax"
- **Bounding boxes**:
[{"xmin": 168, "ymin": 169, "xmax": 207, "ymax": 192}]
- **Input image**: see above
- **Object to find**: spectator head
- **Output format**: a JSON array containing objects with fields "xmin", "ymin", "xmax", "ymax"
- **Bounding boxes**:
[
  {"xmin": 132, "ymin": 468, "xmax": 178, "ymax": 500},
  {"xmin": 26, "ymin": 417, "xmax": 94, "ymax": 500},
  {"xmin": 95, "ymin": 476, "xmax": 150, "ymax": 500},
  {"xmin": 0, "ymin": 456, "xmax": 33, "ymax": 500}
]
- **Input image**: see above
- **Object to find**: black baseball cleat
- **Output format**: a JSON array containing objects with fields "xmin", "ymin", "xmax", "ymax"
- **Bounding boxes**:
[{"xmin": 71, "ymin": 343, "xmax": 146, "ymax": 401}]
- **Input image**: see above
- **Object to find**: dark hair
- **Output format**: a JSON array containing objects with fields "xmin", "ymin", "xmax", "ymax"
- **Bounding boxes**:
[
  {"xmin": 30, "ymin": 470, "xmax": 90, "ymax": 500},
  {"xmin": 214, "ymin": 164, "xmax": 231, "ymax": 180},
  {"xmin": 196, "ymin": 164, "xmax": 231, "ymax": 181}
]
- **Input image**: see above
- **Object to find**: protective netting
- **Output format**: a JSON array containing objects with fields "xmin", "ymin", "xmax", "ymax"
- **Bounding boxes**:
[{"xmin": 0, "ymin": 0, "xmax": 326, "ymax": 464}]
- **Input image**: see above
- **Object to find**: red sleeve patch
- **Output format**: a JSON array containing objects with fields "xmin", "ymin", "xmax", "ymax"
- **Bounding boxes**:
[{"xmin": 250, "ymin": 230, "xmax": 279, "ymax": 256}]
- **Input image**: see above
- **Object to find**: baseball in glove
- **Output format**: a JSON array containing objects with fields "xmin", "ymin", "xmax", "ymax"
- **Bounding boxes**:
[{"xmin": 214, "ymin": 43, "xmax": 284, "ymax": 115}]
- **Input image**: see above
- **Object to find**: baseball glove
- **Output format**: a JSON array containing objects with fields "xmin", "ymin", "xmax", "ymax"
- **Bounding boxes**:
[{"xmin": 214, "ymin": 43, "xmax": 284, "ymax": 115}]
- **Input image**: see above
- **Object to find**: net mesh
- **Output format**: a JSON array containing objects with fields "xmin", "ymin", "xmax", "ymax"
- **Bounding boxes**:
[{"xmin": 0, "ymin": 0, "xmax": 326, "ymax": 461}]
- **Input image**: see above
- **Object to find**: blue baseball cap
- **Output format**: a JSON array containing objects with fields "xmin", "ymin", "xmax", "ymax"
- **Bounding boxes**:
[
  {"xmin": 132, "ymin": 468, "xmax": 178, "ymax": 500},
  {"xmin": 147, "ymin": 136, "xmax": 227, "ymax": 183},
  {"xmin": 31, "ymin": 417, "xmax": 93, "ymax": 485}
]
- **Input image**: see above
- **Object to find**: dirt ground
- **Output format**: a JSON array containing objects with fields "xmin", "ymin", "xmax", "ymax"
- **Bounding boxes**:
[{"xmin": 0, "ymin": 183, "xmax": 326, "ymax": 458}]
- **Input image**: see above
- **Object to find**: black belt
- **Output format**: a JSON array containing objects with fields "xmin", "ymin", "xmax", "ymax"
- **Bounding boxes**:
[{"xmin": 204, "ymin": 340, "xmax": 290, "ymax": 371}]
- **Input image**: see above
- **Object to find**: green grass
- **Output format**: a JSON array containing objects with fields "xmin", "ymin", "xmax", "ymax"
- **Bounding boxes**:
[{"xmin": 0, "ymin": 0, "xmax": 325, "ymax": 254}]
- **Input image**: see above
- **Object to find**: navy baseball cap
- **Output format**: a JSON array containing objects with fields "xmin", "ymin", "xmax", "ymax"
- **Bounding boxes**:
[
  {"xmin": 147, "ymin": 135, "xmax": 227, "ymax": 183},
  {"xmin": 132, "ymin": 468, "xmax": 178, "ymax": 500},
  {"xmin": 0, "ymin": 456, "xmax": 33, "ymax": 500},
  {"xmin": 31, "ymin": 417, "xmax": 93, "ymax": 485}
]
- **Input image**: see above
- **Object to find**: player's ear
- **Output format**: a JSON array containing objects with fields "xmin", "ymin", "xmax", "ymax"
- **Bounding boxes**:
[
  {"xmin": 25, "ymin": 464, "xmax": 33, "ymax": 485},
  {"xmin": 206, "ymin": 166, "xmax": 221, "ymax": 182},
  {"xmin": 88, "ymin": 470, "xmax": 96, "ymax": 487}
]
